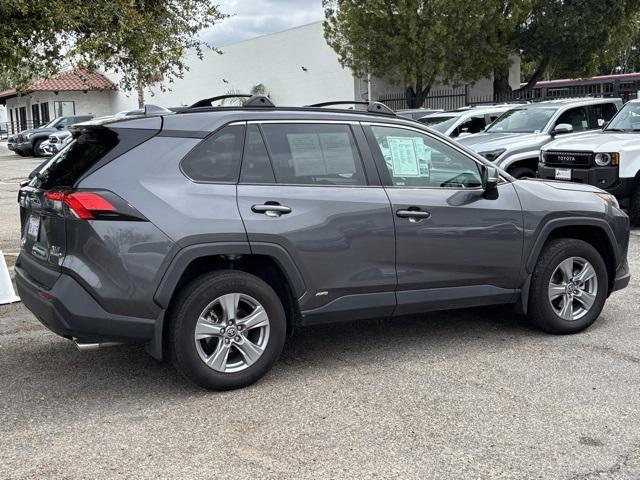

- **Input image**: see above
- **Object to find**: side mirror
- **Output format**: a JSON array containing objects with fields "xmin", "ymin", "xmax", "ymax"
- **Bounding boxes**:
[
  {"xmin": 482, "ymin": 165, "xmax": 500, "ymax": 191},
  {"xmin": 552, "ymin": 123, "xmax": 573, "ymax": 135},
  {"xmin": 56, "ymin": 125, "xmax": 65, "ymax": 130}
]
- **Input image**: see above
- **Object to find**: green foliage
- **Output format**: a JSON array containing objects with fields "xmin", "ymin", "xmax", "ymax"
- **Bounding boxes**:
[
  {"xmin": 0, "ymin": 0, "xmax": 227, "ymax": 104},
  {"xmin": 517, "ymin": 0, "xmax": 640, "ymax": 90},
  {"xmin": 323, "ymin": 0, "xmax": 531, "ymax": 106}
]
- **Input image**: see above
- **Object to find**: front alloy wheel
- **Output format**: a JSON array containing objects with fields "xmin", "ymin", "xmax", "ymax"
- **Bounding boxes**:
[
  {"xmin": 528, "ymin": 238, "xmax": 607, "ymax": 334},
  {"xmin": 548, "ymin": 257, "xmax": 598, "ymax": 321}
]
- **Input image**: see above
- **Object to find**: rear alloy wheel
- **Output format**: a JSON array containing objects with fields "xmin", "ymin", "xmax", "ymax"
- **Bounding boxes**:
[
  {"xmin": 528, "ymin": 239, "xmax": 607, "ymax": 334},
  {"xmin": 170, "ymin": 270, "xmax": 286, "ymax": 390}
]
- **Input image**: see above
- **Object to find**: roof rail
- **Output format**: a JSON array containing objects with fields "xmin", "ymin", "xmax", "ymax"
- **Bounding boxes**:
[
  {"xmin": 306, "ymin": 101, "xmax": 397, "ymax": 117},
  {"xmin": 188, "ymin": 94, "xmax": 275, "ymax": 109}
]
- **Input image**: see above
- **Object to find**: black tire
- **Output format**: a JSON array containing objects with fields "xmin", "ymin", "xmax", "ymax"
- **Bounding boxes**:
[
  {"xmin": 528, "ymin": 238, "xmax": 608, "ymax": 334},
  {"xmin": 628, "ymin": 184, "xmax": 640, "ymax": 227},
  {"xmin": 169, "ymin": 270, "xmax": 286, "ymax": 390},
  {"xmin": 509, "ymin": 166, "xmax": 536, "ymax": 179},
  {"xmin": 32, "ymin": 139, "xmax": 45, "ymax": 158}
]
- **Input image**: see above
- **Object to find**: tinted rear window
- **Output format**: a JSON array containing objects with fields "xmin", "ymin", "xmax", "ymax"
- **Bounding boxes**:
[
  {"xmin": 180, "ymin": 125, "xmax": 245, "ymax": 183},
  {"xmin": 31, "ymin": 129, "xmax": 119, "ymax": 189}
]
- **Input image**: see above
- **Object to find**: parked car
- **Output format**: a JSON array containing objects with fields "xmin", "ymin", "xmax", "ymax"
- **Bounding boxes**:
[
  {"xmin": 458, "ymin": 98, "xmax": 622, "ymax": 178},
  {"xmin": 38, "ymin": 130, "xmax": 73, "ymax": 156},
  {"xmin": 397, "ymin": 108, "xmax": 443, "ymax": 120},
  {"xmin": 16, "ymin": 95, "xmax": 630, "ymax": 391},
  {"xmin": 418, "ymin": 105, "xmax": 515, "ymax": 138},
  {"xmin": 12, "ymin": 114, "xmax": 94, "ymax": 157},
  {"xmin": 7, "ymin": 133, "xmax": 17, "ymax": 151},
  {"xmin": 538, "ymin": 99, "xmax": 640, "ymax": 225}
]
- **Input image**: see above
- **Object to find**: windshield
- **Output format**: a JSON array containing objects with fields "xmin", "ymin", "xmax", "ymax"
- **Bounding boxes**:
[
  {"xmin": 418, "ymin": 115, "xmax": 458, "ymax": 132},
  {"xmin": 43, "ymin": 117, "xmax": 63, "ymax": 129},
  {"xmin": 486, "ymin": 108, "xmax": 557, "ymax": 133},
  {"xmin": 605, "ymin": 103, "xmax": 640, "ymax": 131}
]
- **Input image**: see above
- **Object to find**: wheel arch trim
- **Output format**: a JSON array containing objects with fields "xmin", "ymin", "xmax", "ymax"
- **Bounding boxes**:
[{"xmin": 525, "ymin": 217, "xmax": 619, "ymax": 274}]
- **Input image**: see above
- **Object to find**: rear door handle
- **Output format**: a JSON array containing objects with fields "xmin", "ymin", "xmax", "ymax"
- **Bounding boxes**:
[
  {"xmin": 396, "ymin": 209, "xmax": 431, "ymax": 221},
  {"xmin": 251, "ymin": 203, "xmax": 292, "ymax": 217}
]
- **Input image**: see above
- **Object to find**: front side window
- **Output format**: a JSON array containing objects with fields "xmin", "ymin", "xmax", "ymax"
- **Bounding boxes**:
[
  {"xmin": 487, "ymin": 108, "xmax": 556, "ymax": 133},
  {"xmin": 370, "ymin": 126, "xmax": 482, "ymax": 188},
  {"xmin": 260, "ymin": 123, "xmax": 367, "ymax": 186},
  {"xmin": 555, "ymin": 106, "xmax": 589, "ymax": 132},
  {"xmin": 588, "ymin": 103, "xmax": 618, "ymax": 128},
  {"xmin": 181, "ymin": 124, "xmax": 245, "ymax": 183},
  {"xmin": 454, "ymin": 115, "xmax": 487, "ymax": 137},
  {"xmin": 418, "ymin": 115, "xmax": 458, "ymax": 133}
]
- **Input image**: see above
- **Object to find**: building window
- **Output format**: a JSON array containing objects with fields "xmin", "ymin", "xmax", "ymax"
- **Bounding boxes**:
[
  {"xmin": 31, "ymin": 104, "xmax": 41, "ymax": 127},
  {"xmin": 53, "ymin": 101, "xmax": 75, "ymax": 117},
  {"xmin": 18, "ymin": 107, "xmax": 27, "ymax": 131},
  {"xmin": 40, "ymin": 103, "xmax": 50, "ymax": 124}
]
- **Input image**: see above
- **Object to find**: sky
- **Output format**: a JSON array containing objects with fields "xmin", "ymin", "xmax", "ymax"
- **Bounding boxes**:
[{"xmin": 200, "ymin": 0, "xmax": 325, "ymax": 46}]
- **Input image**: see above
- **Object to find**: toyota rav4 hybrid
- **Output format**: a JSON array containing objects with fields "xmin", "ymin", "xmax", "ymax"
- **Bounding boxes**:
[
  {"xmin": 539, "ymin": 99, "xmax": 640, "ymax": 226},
  {"xmin": 15, "ymin": 96, "xmax": 631, "ymax": 391},
  {"xmin": 458, "ymin": 98, "xmax": 622, "ymax": 179}
]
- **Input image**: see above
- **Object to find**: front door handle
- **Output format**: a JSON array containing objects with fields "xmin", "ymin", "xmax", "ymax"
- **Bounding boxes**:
[
  {"xmin": 252, "ymin": 203, "xmax": 292, "ymax": 217},
  {"xmin": 396, "ymin": 208, "xmax": 431, "ymax": 221}
]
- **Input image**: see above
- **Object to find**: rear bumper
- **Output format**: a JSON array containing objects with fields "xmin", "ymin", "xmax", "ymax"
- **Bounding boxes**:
[{"xmin": 15, "ymin": 265, "xmax": 156, "ymax": 343}]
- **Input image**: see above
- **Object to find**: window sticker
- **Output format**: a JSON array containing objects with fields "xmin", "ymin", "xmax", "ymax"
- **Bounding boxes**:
[
  {"xmin": 413, "ymin": 138, "xmax": 431, "ymax": 177},
  {"xmin": 582, "ymin": 120, "xmax": 588, "ymax": 128},
  {"xmin": 319, "ymin": 133, "xmax": 356, "ymax": 174},
  {"xmin": 388, "ymin": 137, "xmax": 419, "ymax": 176},
  {"xmin": 287, "ymin": 134, "xmax": 326, "ymax": 176}
]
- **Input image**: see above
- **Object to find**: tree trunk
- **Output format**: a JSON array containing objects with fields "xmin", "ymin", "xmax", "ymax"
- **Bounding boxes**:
[
  {"xmin": 405, "ymin": 76, "xmax": 431, "ymax": 109},
  {"xmin": 517, "ymin": 57, "xmax": 549, "ymax": 92},
  {"xmin": 137, "ymin": 80, "xmax": 145, "ymax": 108},
  {"xmin": 493, "ymin": 67, "xmax": 511, "ymax": 100}
]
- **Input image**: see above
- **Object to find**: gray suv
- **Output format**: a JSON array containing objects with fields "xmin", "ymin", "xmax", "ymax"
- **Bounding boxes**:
[
  {"xmin": 458, "ymin": 98, "xmax": 622, "ymax": 178},
  {"xmin": 15, "ymin": 96, "xmax": 631, "ymax": 390}
]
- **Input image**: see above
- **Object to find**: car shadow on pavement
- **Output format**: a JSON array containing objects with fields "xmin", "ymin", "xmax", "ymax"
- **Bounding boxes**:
[{"xmin": 0, "ymin": 305, "xmax": 549, "ymax": 400}]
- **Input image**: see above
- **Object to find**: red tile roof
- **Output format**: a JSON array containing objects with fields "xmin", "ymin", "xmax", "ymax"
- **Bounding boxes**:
[{"xmin": 0, "ymin": 69, "xmax": 117, "ymax": 100}]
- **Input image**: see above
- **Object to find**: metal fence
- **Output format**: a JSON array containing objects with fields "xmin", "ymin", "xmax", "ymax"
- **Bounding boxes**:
[
  {"xmin": 0, "ymin": 120, "xmax": 43, "ymax": 139},
  {"xmin": 379, "ymin": 79, "xmax": 640, "ymax": 111}
]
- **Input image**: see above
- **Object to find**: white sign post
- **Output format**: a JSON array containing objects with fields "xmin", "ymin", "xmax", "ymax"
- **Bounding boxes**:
[{"xmin": 0, "ymin": 251, "xmax": 20, "ymax": 304}]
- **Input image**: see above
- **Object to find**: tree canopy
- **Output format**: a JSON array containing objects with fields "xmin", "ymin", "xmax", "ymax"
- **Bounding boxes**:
[
  {"xmin": 0, "ymin": 0, "xmax": 226, "ymax": 105},
  {"xmin": 324, "ymin": 0, "xmax": 640, "ymax": 104}
]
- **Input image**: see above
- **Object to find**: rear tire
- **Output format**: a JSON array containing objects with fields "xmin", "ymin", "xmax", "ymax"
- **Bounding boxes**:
[
  {"xmin": 628, "ymin": 184, "xmax": 640, "ymax": 226},
  {"xmin": 509, "ymin": 166, "xmax": 536, "ymax": 179},
  {"xmin": 528, "ymin": 239, "xmax": 608, "ymax": 334},
  {"xmin": 169, "ymin": 270, "xmax": 286, "ymax": 390}
]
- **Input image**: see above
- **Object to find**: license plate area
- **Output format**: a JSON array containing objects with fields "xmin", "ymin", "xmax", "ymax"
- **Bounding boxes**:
[
  {"xmin": 26, "ymin": 215, "xmax": 40, "ymax": 241},
  {"xmin": 555, "ymin": 168, "xmax": 572, "ymax": 181}
]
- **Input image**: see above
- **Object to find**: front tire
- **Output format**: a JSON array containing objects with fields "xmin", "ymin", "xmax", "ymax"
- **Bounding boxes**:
[
  {"xmin": 509, "ymin": 166, "xmax": 536, "ymax": 179},
  {"xmin": 528, "ymin": 239, "xmax": 608, "ymax": 334},
  {"xmin": 32, "ymin": 139, "xmax": 45, "ymax": 158},
  {"xmin": 169, "ymin": 270, "xmax": 286, "ymax": 390}
]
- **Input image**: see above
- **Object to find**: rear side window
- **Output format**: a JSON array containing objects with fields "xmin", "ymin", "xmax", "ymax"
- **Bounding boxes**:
[
  {"xmin": 32, "ymin": 129, "xmax": 120, "ymax": 189},
  {"xmin": 181, "ymin": 124, "xmax": 245, "ymax": 183},
  {"xmin": 240, "ymin": 125, "xmax": 275, "ymax": 183},
  {"xmin": 260, "ymin": 123, "xmax": 367, "ymax": 186}
]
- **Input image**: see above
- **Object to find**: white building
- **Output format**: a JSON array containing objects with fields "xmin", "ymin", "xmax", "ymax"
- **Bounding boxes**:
[
  {"xmin": 146, "ymin": 21, "xmax": 521, "ymax": 109},
  {"xmin": 0, "ymin": 21, "xmax": 520, "ymax": 134}
]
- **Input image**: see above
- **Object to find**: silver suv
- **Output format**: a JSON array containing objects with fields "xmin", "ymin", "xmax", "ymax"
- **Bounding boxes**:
[{"xmin": 458, "ymin": 98, "xmax": 622, "ymax": 178}]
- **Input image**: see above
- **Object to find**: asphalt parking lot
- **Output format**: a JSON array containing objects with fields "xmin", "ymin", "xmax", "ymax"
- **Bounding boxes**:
[{"xmin": 1, "ymin": 144, "xmax": 639, "ymax": 479}]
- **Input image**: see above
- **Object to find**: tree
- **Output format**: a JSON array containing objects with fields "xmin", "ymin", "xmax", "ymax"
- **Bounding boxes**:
[
  {"xmin": 323, "ymin": 0, "xmax": 515, "ymax": 108},
  {"xmin": 0, "ymin": 0, "xmax": 227, "ymax": 106},
  {"xmin": 493, "ymin": 0, "xmax": 640, "ymax": 96}
]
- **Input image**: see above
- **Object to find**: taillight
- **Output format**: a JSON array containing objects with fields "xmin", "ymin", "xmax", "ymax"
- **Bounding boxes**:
[{"xmin": 43, "ymin": 190, "xmax": 144, "ymax": 221}]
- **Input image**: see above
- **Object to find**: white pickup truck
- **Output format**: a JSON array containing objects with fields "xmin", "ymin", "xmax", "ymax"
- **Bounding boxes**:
[{"xmin": 539, "ymin": 99, "xmax": 640, "ymax": 225}]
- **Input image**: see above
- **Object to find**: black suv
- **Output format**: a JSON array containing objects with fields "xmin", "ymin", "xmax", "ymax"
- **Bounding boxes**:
[
  {"xmin": 15, "ymin": 96, "xmax": 631, "ymax": 390},
  {"xmin": 11, "ymin": 114, "xmax": 94, "ymax": 157}
]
